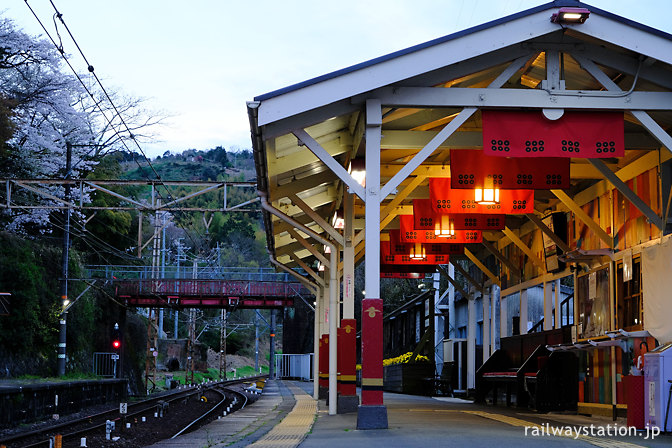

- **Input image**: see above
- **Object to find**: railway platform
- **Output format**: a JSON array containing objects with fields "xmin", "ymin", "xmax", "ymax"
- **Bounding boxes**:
[{"xmin": 157, "ymin": 380, "xmax": 672, "ymax": 448}]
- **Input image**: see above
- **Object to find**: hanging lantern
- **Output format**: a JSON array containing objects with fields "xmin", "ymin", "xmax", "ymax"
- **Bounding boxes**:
[
  {"xmin": 409, "ymin": 242, "xmax": 426, "ymax": 260},
  {"xmin": 434, "ymin": 215, "xmax": 455, "ymax": 237},
  {"xmin": 475, "ymin": 176, "xmax": 500, "ymax": 205}
]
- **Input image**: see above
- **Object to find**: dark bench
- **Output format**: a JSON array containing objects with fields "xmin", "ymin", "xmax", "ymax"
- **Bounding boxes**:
[
  {"xmin": 476, "ymin": 345, "xmax": 547, "ymax": 407},
  {"xmin": 476, "ymin": 328, "xmax": 577, "ymax": 411}
]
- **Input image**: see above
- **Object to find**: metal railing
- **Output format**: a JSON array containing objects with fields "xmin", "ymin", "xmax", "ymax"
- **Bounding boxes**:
[
  {"xmin": 115, "ymin": 278, "xmax": 308, "ymax": 298},
  {"xmin": 274, "ymin": 353, "xmax": 313, "ymax": 381},
  {"xmin": 93, "ymin": 352, "xmax": 119, "ymax": 378},
  {"xmin": 529, "ymin": 293, "xmax": 574, "ymax": 333},
  {"xmin": 85, "ymin": 265, "xmax": 305, "ymax": 283}
]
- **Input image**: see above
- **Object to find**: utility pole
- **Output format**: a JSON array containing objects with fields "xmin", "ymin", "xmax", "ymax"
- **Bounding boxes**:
[
  {"xmin": 187, "ymin": 259, "xmax": 197, "ymax": 385},
  {"xmin": 174, "ymin": 238, "xmax": 185, "ymax": 339},
  {"xmin": 57, "ymin": 142, "xmax": 72, "ymax": 377},
  {"xmin": 219, "ymin": 308, "xmax": 226, "ymax": 380},
  {"xmin": 145, "ymin": 198, "xmax": 161, "ymax": 394},
  {"xmin": 159, "ymin": 213, "xmax": 166, "ymax": 338},
  {"xmin": 254, "ymin": 311, "xmax": 260, "ymax": 372}
]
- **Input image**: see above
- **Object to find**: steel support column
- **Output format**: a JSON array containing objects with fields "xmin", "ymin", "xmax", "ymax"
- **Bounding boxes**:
[
  {"xmin": 500, "ymin": 292, "xmax": 508, "ymax": 338},
  {"xmin": 483, "ymin": 292, "xmax": 490, "ymax": 362},
  {"xmin": 357, "ymin": 99, "xmax": 388, "ymax": 430},
  {"xmin": 343, "ymin": 193, "xmax": 355, "ymax": 319},
  {"xmin": 467, "ymin": 296, "xmax": 476, "ymax": 390},
  {"xmin": 554, "ymin": 279, "xmax": 561, "ymax": 330},
  {"xmin": 543, "ymin": 282, "xmax": 553, "ymax": 331},
  {"xmin": 447, "ymin": 264, "xmax": 456, "ymax": 339},
  {"xmin": 520, "ymin": 289, "xmax": 528, "ymax": 335}
]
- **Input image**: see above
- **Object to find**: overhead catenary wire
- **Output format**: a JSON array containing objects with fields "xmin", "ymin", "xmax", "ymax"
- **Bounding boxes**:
[{"xmin": 23, "ymin": 0, "xmax": 206, "ymax": 251}]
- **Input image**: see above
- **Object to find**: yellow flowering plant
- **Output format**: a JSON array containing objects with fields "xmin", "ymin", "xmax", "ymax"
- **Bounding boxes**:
[{"xmin": 382, "ymin": 352, "xmax": 430, "ymax": 366}]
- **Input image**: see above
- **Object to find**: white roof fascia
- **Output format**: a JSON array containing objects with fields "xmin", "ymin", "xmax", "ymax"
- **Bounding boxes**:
[
  {"xmin": 370, "ymin": 87, "xmax": 672, "ymax": 110},
  {"xmin": 257, "ymin": 9, "xmax": 559, "ymax": 126},
  {"xmin": 569, "ymin": 13, "xmax": 672, "ymax": 67}
]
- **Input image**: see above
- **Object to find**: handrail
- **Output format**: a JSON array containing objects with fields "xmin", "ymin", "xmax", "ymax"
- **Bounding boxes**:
[{"xmin": 529, "ymin": 293, "xmax": 574, "ymax": 333}]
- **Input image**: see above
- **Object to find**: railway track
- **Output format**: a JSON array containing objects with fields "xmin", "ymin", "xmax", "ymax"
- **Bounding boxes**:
[{"xmin": 0, "ymin": 376, "xmax": 266, "ymax": 448}]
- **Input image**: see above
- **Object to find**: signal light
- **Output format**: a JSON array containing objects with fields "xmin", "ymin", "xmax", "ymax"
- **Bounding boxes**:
[{"xmin": 112, "ymin": 322, "xmax": 121, "ymax": 350}]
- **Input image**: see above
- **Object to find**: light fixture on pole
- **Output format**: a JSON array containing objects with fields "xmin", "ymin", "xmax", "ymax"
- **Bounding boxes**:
[
  {"xmin": 434, "ymin": 215, "xmax": 455, "ymax": 237},
  {"xmin": 409, "ymin": 243, "xmax": 426, "ymax": 260},
  {"xmin": 348, "ymin": 158, "xmax": 366, "ymax": 187},
  {"xmin": 551, "ymin": 7, "xmax": 590, "ymax": 24},
  {"xmin": 475, "ymin": 176, "xmax": 500, "ymax": 205}
]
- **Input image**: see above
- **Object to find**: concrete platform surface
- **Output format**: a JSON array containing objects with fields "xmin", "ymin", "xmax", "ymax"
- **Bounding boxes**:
[{"xmin": 147, "ymin": 380, "xmax": 672, "ymax": 448}]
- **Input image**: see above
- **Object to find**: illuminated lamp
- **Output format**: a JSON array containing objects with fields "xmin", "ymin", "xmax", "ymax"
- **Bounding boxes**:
[
  {"xmin": 348, "ymin": 158, "xmax": 366, "ymax": 187},
  {"xmin": 409, "ymin": 243, "xmax": 426, "ymax": 260},
  {"xmin": 324, "ymin": 244, "xmax": 331, "ymax": 254},
  {"xmin": 551, "ymin": 7, "xmax": 590, "ymax": 24},
  {"xmin": 475, "ymin": 176, "xmax": 500, "ymax": 205},
  {"xmin": 318, "ymin": 262, "xmax": 325, "ymax": 272},
  {"xmin": 434, "ymin": 215, "xmax": 455, "ymax": 238}
]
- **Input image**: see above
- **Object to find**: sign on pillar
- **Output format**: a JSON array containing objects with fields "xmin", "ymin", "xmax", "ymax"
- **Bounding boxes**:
[
  {"xmin": 361, "ymin": 299, "xmax": 383, "ymax": 405},
  {"xmin": 337, "ymin": 319, "xmax": 359, "ymax": 413},
  {"xmin": 318, "ymin": 335, "xmax": 329, "ymax": 399}
]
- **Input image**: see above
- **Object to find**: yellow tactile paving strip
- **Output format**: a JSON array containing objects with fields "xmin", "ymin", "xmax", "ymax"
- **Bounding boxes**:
[
  {"xmin": 247, "ymin": 383, "xmax": 317, "ymax": 448},
  {"xmin": 464, "ymin": 411, "xmax": 646, "ymax": 448}
]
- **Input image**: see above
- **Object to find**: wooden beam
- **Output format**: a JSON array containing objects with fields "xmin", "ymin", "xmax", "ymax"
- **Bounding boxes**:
[
  {"xmin": 451, "ymin": 261, "xmax": 485, "ymax": 293},
  {"xmin": 551, "ymin": 189, "xmax": 614, "ymax": 249},
  {"xmin": 464, "ymin": 248, "xmax": 500, "ymax": 287},
  {"xmin": 502, "ymin": 227, "xmax": 546, "ymax": 273},
  {"xmin": 287, "ymin": 228, "xmax": 330, "ymax": 268},
  {"xmin": 289, "ymin": 193, "xmax": 344, "ymax": 245},
  {"xmin": 588, "ymin": 159, "xmax": 663, "ymax": 230},
  {"xmin": 380, "ymin": 175, "xmax": 426, "ymax": 218},
  {"xmin": 272, "ymin": 171, "xmax": 337, "ymax": 201},
  {"xmin": 481, "ymin": 240, "xmax": 521, "ymax": 280},
  {"xmin": 438, "ymin": 265, "xmax": 470, "ymax": 298},
  {"xmin": 290, "ymin": 253, "xmax": 325, "ymax": 287},
  {"xmin": 380, "ymin": 212, "xmax": 397, "ymax": 231},
  {"xmin": 525, "ymin": 213, "xmax": 572, "ymax": 254},
  {"xmin": 274, "ymin": 223, "xmax": 325, "ymax": 246}
]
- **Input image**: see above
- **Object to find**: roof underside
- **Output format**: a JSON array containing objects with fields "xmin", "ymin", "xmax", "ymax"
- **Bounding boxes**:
[{"xmin": 250, "ymin": 1, "xmax": 672, "ymax": 273}]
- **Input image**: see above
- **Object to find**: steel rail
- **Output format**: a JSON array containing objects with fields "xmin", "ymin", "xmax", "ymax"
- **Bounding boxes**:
[{"xmin": 0, "ymin": 376, "xmax": 266, "ymax": 447}]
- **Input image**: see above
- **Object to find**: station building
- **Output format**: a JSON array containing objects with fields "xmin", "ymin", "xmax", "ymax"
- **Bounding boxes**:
[{"xmin": 249, "ymin": 0, "xmax": 672, "ymax": 430}]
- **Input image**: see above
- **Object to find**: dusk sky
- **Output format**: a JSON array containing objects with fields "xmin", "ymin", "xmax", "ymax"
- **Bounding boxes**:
[{"xmin": 3, "ymin": 1, "xmax": 670, "ymax": 156}]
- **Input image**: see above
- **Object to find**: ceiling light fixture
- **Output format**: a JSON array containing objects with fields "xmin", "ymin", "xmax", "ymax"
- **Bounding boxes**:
[{"xmin": 551, "ymin": 7, "xmax": 590, "ymax": 24}]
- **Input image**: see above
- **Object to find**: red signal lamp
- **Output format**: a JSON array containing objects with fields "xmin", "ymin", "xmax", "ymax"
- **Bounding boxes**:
[{"xmin": 113, "ymin": 340, "xmax": 121, "ymax": 349}]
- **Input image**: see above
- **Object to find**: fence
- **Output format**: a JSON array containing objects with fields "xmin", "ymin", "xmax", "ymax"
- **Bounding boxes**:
[
  {"xmin": 274, "ymin": 353, "xmax": 313, "ymax": 381},
  {"xmin": 93, "ymin": 352, "xmax": 119, "ymax": 378},
  {"xmin": 85, "ymin": 265, "xmax": 304, "ymax": 283}
]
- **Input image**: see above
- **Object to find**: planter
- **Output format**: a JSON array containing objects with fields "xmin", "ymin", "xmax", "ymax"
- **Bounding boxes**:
[{"xmin": 383, "ymin": 363, "xmax": 434, "ymax": 395}]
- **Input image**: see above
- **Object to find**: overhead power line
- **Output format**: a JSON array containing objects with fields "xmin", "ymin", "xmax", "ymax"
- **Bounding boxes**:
[{"xmin": 23, "ymin": 0, "xmax": 208, "ymax": 250}]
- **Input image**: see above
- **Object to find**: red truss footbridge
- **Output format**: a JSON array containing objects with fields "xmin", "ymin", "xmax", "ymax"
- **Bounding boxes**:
[{"xmin": 87, "ymin": 266, "xmax": 312, "ymax": 309}]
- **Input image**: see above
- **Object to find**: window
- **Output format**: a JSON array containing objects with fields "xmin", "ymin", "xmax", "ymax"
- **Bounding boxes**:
[
  {"xmin": 616, "ymin": 257, "xmax": 642, "ymax": 330},
  {"xmin": 576, "ymin": 265, "xmax": 610, "ymax": 339}
]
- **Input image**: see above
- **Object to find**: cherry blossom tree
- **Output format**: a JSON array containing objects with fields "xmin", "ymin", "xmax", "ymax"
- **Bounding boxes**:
[{"xmin": 0, "ymin": 16, "xmax": 163, "ymax": 233}]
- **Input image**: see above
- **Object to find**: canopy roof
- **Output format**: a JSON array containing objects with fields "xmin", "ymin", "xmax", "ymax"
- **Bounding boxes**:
[{"xmin": 249, "ymin": 0, "xmax": 672, "ymax": 276}]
